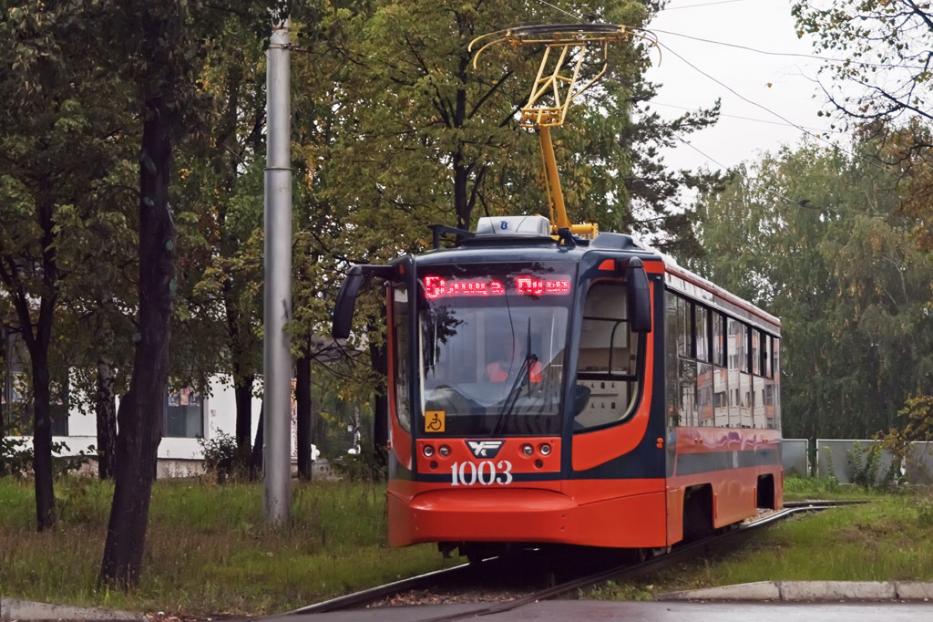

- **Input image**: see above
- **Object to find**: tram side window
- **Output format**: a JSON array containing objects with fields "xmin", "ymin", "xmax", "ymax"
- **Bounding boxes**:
[
  {"xmin": 392, "ymin": 286, "xmax": 411, "ymax": 432},
  {"xmin": 772, "ymin": 338, "xmax": 781, "ymax": 429},
  {"xmin": 695, "ymin": 305, "xmax": 709, "ymax": 362},
  {"xmin": 675, "ymin": 296, "xmax": 690, "ymax": 358},
  {"xmin": 713, "ymin": 362, "xmax": 729, "ymax": 427},
  {"xmin": 665, "ymin": 292, "xmax": 681, "ymax": 427},
  {"xmin": 665, "ymin": 291, "xmax": 698, "ymax": 427},
  {"xmin": 697, "ymin": 362, "xmax": 714, "ymax": 426},
  {"xmin": 727, "ymin": 318, "xmax": 748, "ymax": 427},
  {"xmin": 759, "ymin": 332, "xmax": 771, "ymax": 377},
  {"xmin": 575, "ymin": 281, "xmax": 639, "ymax": 430},
  {"xmin": 712, "ymin": 312, "xmax": 725, "ymax": 367},
  {"xmin": 728, "ymin": 318, "xmax": 748, "ymax": 373},
  {"xmin": 750, "ymin": 328, "xmax": 760, "ymax": 376}
]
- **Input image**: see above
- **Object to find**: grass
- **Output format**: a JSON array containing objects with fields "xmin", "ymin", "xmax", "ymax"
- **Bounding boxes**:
[
  {"xmin": 0, "ymin": 477, "xmax": 454, "ymax": 616},
  {"xmin": 590, "ymin": 482, "xmax": 933, "ymax": 601},
  {"xmin": 782, "ymin": 474, "xmax": 884, "ymax": 501}
]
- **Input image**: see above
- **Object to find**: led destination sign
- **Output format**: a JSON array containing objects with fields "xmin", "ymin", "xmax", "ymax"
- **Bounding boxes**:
[{"xmin": 423, "ymin": 275, "xmax": 571, "ymax": 300}]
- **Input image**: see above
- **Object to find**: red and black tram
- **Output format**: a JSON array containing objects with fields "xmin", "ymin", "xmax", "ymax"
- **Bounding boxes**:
[{"xmin": 332, "ymin": 215, "xmax": 783, "ymax": 557}]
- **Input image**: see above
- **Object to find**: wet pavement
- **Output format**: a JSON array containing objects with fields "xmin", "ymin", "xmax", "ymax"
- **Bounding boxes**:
[{"xmin": 267, "ymin": 599, "xmax": 933, "ymax": 622}]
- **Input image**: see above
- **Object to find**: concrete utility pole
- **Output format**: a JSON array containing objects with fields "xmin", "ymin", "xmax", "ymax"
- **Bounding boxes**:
[{"xmin": 263, "ymin": 19, "xmax": 292, "ymax": 525}]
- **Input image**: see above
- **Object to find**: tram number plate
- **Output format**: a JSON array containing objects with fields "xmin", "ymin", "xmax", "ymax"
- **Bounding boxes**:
[{"xmin": 450, "ymin": 460, "xmax": 513, "ymax": 486}]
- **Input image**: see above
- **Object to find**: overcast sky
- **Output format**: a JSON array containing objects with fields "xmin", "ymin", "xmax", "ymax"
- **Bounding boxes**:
[{"xmin": 646, "ymin": 0, "xmax": 834, "ymax": 172}]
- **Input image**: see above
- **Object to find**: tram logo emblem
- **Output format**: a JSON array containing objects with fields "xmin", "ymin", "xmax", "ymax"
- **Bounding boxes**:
[{"xmin": 467, "ymin": 440, "xmax": 503, "ymax": 459}]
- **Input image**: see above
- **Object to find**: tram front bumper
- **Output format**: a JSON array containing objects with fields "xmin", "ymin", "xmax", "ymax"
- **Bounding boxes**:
[{"xmin": 387, "ymin": 485, "xmax": 667, "ymax": 548}]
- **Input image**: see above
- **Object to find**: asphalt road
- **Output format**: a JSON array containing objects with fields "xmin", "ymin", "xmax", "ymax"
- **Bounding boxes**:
[{"xmin": 267, "ymin": 600, "xmax": 933, "ymax": 622}]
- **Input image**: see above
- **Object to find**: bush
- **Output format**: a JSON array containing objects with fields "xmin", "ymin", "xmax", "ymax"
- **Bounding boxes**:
[
  {"xmin": 0, "ymin": 437, "xmax": 32, "ymax": 477},
  {"xmin": 198, "ymin": 432, "xmax": 239, "ymax": 483},
  {"xmin": 847, "ymin": 441, "xmax": 900, "ymax": 490},
  {"xmin": 0, "ymin": 437, "xmax": 91, "ymax": 477},
  {"xmin": 332, "ymin": 447, "xmax": 387, "ymax": 482}
]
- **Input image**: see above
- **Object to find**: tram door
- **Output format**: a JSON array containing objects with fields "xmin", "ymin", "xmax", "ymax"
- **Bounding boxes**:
[
  {"xmin": 570, "ymin": 260, "xmax": 653, "ymax": 475},
  {"xmin": 573, "ymin": 280, "xmax": 640, "ymax": 433}
]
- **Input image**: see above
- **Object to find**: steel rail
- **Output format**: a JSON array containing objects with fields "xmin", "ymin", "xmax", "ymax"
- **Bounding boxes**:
[
  {"xmin": 285, "ymin": 560, "xmax": 479, "ymax": 615},
  {"xmin": 421, "ymin": 504, "xmax": 836, "ymax": 622},
  {"xmin": 287, "ymin": 500, "xmax": 857, "ymax": 618}
]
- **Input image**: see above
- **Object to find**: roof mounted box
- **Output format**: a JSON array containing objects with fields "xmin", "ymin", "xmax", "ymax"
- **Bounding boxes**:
[{"xmin": 475, "ymin": 215, "xmax": 550, "ymax": 236}]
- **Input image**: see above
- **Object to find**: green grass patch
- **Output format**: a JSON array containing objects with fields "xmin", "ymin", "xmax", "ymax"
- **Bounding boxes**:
[
  {"xmin": 782, "ymin": 474, "xmax": 886, "ymax": 501},
  {"xmin": 590, "ymin": 489, "xmax": 933, "ymax": 601},
  {"xmin": 0, "ymin": 477, "xmax": 453, "ymax": 616}
]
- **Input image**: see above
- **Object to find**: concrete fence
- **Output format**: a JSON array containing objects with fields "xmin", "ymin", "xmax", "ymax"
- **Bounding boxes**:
[
  {"xmin": 781, "ymin": 438, "xmax": 809, "ymax": 476},
  {"xmin": 779, "ymin": 438, "xmax": 933, "ymax": 484}
]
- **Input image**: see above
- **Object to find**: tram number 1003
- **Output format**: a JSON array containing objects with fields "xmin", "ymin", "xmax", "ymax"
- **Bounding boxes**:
[{"xmin": 450, "ymin": 460, "xmax": 513, "ymax": 486}]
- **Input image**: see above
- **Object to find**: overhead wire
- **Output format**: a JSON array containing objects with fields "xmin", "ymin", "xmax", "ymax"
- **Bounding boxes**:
[
  {"xmin": 653, "ymin": 39, "xmax": 857, "ymax": 159},
  {"xmin": 661, "ymin": 0, "xmax": 750, "ymax": 11},
  {"xmin": 675, "ymin": 136, "xmax": 727, "ymax": 169},
  {"xmin": 527, "ymin": 0, "xmax": 874, "ymax": 186},
  {"xmin": 534, "ymin": 0, "xmax": 586, "ymax": 23},
  {"xmin": 651, "ymin": 101, "xmax": 822, "ymax": 131},
  {"xmin": 650, "ymin": 28, "xmax": 926, "ymax": 70}
]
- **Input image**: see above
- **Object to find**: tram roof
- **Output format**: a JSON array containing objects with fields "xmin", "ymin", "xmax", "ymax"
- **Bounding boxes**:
[
  {"xmin": 412, "ymin": 232, "xmax": 662, "ymax": 266},
  {"xmin": 407, "ymin": 231, "xmax": 780, "ymax": 331}
]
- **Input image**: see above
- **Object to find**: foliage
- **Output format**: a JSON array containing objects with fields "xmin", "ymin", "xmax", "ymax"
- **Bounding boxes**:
[
  {"xmin": 198, "ymin": 432, "xmax": 240, "ymax": 484},
  {"xmin": 882, "ymin": 394, "xmax": 933, "ymax": 480},
  {"xmin": 791, "ymin": 0, "xmax": 931, "ymax": 126},
  {"xmin": 332, "ymin": 450, "xmax": 387, "ymax": 483},
  {"xmin": 0, "ymin": 478, "xmax": 453, "ymax": 616},
  {"xmin": 590, "ymin": 491, "xmax": 933, "ymax": 599},
  {"xmin": 0, "ymin": 439, "xmax": 92, "ymax": 478},
  {"xmin": 782, "ymin": 474, "xmax": 841, "ymax": 500},
  {"xmin": 846, "ymin": 441, "xmax": 900, "ymax": 490},
  {"xmin": 693, "ymin": 125, "xmax": 933, "ymax": 439}
]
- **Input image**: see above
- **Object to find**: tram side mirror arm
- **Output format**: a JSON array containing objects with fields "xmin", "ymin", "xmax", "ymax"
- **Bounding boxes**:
[
  {"xmin": 624, "ymin": 258, "xmax": 652, "ymax": 333},
  {"xmin": 332, "ymin": 264, "xmax": 393, "ymax": 340}
]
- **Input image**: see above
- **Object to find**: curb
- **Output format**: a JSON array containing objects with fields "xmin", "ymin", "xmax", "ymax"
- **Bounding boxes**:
[
  {"xmin": 658, "ymin": 581, "xmax": 933, "ymax": 602},
  {"xmin": 0, "ymin": 598, "xmax": 145, "ymax": 622}
]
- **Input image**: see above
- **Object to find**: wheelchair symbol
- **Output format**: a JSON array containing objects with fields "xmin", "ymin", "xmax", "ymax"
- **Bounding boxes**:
[{"xmin": 425, "ymin": 410, "xmax": 445, "ymax": 433}]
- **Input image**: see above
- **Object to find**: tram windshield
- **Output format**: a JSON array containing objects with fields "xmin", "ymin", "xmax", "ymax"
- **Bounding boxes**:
[{"xmin": 417, "ymin": 264, "xmax": 573, "ymax": 435}]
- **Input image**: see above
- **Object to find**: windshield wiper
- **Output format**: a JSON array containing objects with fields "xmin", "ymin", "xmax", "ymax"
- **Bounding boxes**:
[
  {"xmin": 493, "ymin": 317, "xmax": 536, "ymax": 434},
  {"xmin": 492, "ymin": 353, "xmax": 537, "ymax": 435}
]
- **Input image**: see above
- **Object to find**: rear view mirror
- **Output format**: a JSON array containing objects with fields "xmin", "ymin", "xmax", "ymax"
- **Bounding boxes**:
[
  {"xmin": 625, "ymin": 258, "xmax": 651, "ymax": 333},
  {"xmin": 332, "ymin": 265, "xmax": 365, "ymax": 340},
  {"xmin": 331, "ymin": 264, "xmax": 395, "ymax": 339}
]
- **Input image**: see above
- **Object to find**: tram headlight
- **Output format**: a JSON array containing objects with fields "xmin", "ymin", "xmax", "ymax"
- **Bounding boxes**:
[
  {"xmin": 521, "ymin": 443, "xmax": 534, "ymax": 456},
  {"xmin": 423, "ymin": 445, "xmax": 435, "ymax": 457},
  {"xmin": 438, "ymin": 445, "xmax": 451, "ymax": 457},
  {"xmin": 539, "ymin": 443, "xmax": 552, "ymax": 456}
]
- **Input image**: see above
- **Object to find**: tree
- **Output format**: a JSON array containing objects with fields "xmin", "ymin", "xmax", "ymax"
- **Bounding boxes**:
[
  {"xmin": 693, "ymin": 130, "xmax": 933, "ymax": 439},
  {"xmin": 181, "ymin": 14, "xmax": 267, "ymax": 469},
  {"xmin": 792, "ymin": 0, "xmax": 932, "ymax": 125},
  {"xmin": 0, "ymin": 2, "xmax": 130, "ymax": 528},
  {"xmin": 279, "ymin": 1, "xmax": 722, "ymax": 461},
  {"xmin": 294, "ymin": 0, "xmax": 719, "ymax": 260}
]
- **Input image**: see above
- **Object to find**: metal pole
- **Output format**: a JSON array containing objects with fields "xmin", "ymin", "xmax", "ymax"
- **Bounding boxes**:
[{"xmin": 263, "ymin": 19, "xmax": 292, "ymax": 525}]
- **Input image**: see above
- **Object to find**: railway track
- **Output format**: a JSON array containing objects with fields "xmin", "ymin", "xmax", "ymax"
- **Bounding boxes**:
[{"xmin": 286, "ymin": 500, "xmax": 860, "ymax": 619}]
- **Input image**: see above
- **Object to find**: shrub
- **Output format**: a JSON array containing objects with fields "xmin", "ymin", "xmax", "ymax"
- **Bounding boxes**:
[
  {"xmin": 198, "ymin": 432, "xmax": 239, "ymax": 483},
  {"xmin": 0, "ymin": 438, "xmax": 91, "ymax": 477},
  {"xmin": 0, "ymin": 437, "xmax": 32, "ymax": 477},
  {"xmin": 332, "ymin": 447, "xmax": 386, "ymax": 482},
  {"xmin": 847, "ymin": 441, "xmax": 900, "ymax": 490}
]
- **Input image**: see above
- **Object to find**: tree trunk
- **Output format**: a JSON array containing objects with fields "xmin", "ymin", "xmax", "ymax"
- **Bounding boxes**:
[
  {"xmin": 99, "ymin": 76, "xmax": 176, "ymax": 588},
  {"xmin": 249, "ymin": 403, "xmax": 264, "ymax": 479},
  {"xmin": 368, "ymin": 334, "xmax": 388, "ymax": 467},
  {"xmin": 4, "ymin": 185, "xmax": 61, "ymax": 532},
  {"xmin": 453, "ymin": 153, "xmax": 470, "ymax": 229},
  {"xmin": 295, "ymin": 348, "xmax": 312, "ymax": 481},
  {"xmin": 0, "ymin": 329, "xmax": 5, "ymax": 451},
  {"xmin": 95, "ymin": 359, "xmax": 117, "ymax": 480},
  {"xmin": 30, "ymin": 351, "xmax": 55, "ymax": 530},
  {"xmin": 233, "ymin": 371, "xmax": 253, "ymax": 466}
]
